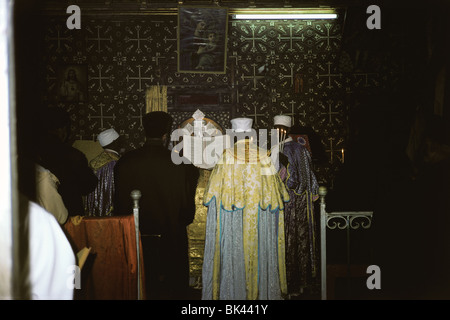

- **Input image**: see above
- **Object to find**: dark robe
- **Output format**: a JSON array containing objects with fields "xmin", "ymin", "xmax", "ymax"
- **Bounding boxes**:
[
  {"xmin": 85, "ymin": 151, "xmax": 120, "ymax": 217},
  {"xmin": 113, "ymin": 140, "xmax": 199, "ymax": 300},
  {"xmin": 277, "ymin": 139, "xmax": 320, "ymax": 295},
  {"xmin": 37, "ymin": 133, "xmax": 98, "ymax": 216}
]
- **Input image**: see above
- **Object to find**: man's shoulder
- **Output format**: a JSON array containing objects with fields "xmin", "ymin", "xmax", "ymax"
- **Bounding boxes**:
[
  {"xmin": 89, "ymin": 151, "xmax": 118, "ymax": 170},
  {"xmin": 117, "ymin": 146, "xmax": 185, "ymax": 170},
  {"xmin": 115, "ymin": 146, "xmax": 155, "ymax": 168},
  {"xmin": 285, "ymin": 140, "xmax": 307, "ymax": 152},
  {"xmin": 117, "ymin": 146, "xmax": 147, "ymax": 161},
  {"xmin": 62, "ymin": 144, "xmax": 90, "ymax": 163}
]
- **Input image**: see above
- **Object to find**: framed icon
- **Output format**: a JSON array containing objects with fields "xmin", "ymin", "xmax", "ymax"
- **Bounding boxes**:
[
  {"xmin": 178, "ymin": 6, "xmax": 228, "ymax": 74},
  {"xmin": 56, "ymin": 64, "xmax": 88, "ymax": 102}
]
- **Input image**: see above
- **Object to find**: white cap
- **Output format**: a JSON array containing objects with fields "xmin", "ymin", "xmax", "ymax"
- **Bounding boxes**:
[
  {"xmin": 97, "ymin": 128, "xmax": 119, "ymax": 147},
  {"xmin": 274, "ymin": 115, "xmax": 292, "ymax": 128},
  {"xmin": 230, "ymin": 117, "xmax": 253, "ymax": 132}
]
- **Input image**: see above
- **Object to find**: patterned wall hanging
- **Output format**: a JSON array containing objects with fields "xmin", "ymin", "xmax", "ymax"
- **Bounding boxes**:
[{"xmin": 40, "ymin": 9, "xmax": 402, "ymax": 185}]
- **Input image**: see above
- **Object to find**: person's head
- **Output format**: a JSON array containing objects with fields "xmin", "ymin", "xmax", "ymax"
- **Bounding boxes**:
[
  {"xmin": 196, "ymin": 21, "xmax": 206, "ymax": 30},
  {"xmin": 273, "ymin": 115, "xmax": 292, "ymax": 135},
  {"xmin": 230, "ymin": 117, "xmax": 255, "ymax": 142},
  {"xmin": 97, "ymin": 128, "xmax": 125, "ymax": 154},
  {"xmin": 41, "ymin": 107, "xmax": 72, "ymax": 143},
  {"xmin": 143, "ymin": 111, "xmax": 173, "ymax": 146},
  {"xmin": 67, "ymin": 69, "xmax": 77, "ymax": 80},
  {"xmin": 207, "ymin": 32, "xmax": 217, "ymax": 43}
]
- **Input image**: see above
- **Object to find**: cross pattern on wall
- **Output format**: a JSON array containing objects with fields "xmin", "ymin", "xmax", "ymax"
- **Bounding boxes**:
[
  {"xmin": 124, "ymin": 25, "xmax": 153, "ymax": 54},
  {"xmin": 87, "ymin": 102, "xmax": 117, "ymax": 131},
  {"xmin": 89, "ymin": 64, "xmax": 116, "ymax": 93},
  {"xmin": 85, "ymin": 25, "xmax": 114, "ymax": 54},
  {"xmin": 40, "ymin": 12, "xmax": 401, "ymax": 185},
  {"xmin": 230, "ymin": 18, "xmax": 348, "ymax": 174},
  {"xmin": 45, "ymin": 24, "xmax": 74, "ymax": 53}
]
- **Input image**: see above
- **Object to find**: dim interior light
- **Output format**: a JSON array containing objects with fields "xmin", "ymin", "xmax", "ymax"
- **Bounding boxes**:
[
  {"xmin": 230, "ymin": 8, "xmax": 338, "ymax": 20},
  {"xmin": 233, "ymin": 13, "xmax": 337, "ymax": 20}
]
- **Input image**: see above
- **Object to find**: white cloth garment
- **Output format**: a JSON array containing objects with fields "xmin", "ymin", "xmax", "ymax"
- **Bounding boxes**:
[
  {"xmin": 35, "ymin": 165, "xmax": 68, "ymax": 225},
  {"xmin": 27, "ymin": 199, "xmax": 76, "ymax": 300}
]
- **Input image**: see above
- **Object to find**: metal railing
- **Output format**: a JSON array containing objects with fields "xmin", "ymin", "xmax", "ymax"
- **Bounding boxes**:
[{"xmin": 319, "ymin": 186, "xmax": 374, "ymax": 300}]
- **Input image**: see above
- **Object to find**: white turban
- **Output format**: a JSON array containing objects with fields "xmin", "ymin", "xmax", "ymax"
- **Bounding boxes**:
[
  {"xmin": 230, "ymin": 117, "xmax": 253, "ymax": 132},
  {"xmin": 97, "ymin": 128, "xmax": 119, "ymax": 147},
  {"xmin": 274, "ymin": 115, "xmax": 292, "ymax": 128}
]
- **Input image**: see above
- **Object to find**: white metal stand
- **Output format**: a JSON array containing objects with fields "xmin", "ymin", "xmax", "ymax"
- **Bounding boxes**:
[
  {"xmin": 319, "ymin": 186, "xmax": 374, "ymax": 300},
  {"xmin": 131, "ymin": 190, "xmax": 142, "ymax": 300}
]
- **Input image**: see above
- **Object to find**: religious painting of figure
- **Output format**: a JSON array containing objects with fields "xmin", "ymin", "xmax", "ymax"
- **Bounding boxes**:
[
  {"xmin": 56, "ymin": 65, "xmax": 88, "ymax": 102},
  {"xmin": 178, "ymin": 6, "xmax": 228, "ymax": 74}
]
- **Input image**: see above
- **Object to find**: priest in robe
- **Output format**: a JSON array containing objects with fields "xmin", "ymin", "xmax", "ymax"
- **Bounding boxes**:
[
  {"xmin": 201, "ymin": 117, "xmax": 290, "ymax": 300},
  {"xmin": 114, "ymin": 111, "xmax": 199, "ymax": 300},
  {"xmin": 271, "ymin": 115, "xmax": 320, "ymax": 296},
  {"xmin": 85, "ymin": 128, "xmax": 123, "ymax": 216}
]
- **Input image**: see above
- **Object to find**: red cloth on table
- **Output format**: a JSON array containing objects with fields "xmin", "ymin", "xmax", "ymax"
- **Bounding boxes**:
[{"xmin": 63, "ymin": 215, "xmax": 145, "ymax": 300}]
